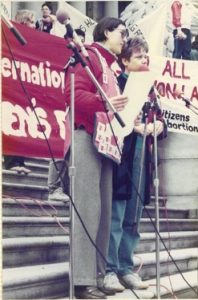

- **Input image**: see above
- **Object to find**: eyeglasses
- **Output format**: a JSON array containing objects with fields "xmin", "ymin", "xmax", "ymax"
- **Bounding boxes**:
[{"xmin": 115, "ymin": 28, "xmax": 129, "ymax": 39}]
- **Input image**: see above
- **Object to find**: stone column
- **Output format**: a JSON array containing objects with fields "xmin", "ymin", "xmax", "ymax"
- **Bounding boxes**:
[
  {"xmin": 68, "ymin": 1, "xmax": 86, "ymax": 15},
  {"xmin": 158, "ymin": 133, "xmax": 198, "ymax": 209},
  {"xmin": 104, "ymin": 1, "xmax": 119, "ymax": 18}
]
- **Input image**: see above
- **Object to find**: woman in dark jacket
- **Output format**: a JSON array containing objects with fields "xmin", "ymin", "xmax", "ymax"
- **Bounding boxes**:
[{"xmin": 104, "ymin": 37, "xmax": 167, "ymax": 292}]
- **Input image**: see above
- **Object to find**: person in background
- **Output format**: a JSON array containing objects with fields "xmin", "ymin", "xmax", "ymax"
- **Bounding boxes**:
[
  {"xmin": 35, "ymin": 1, "xmax": 68, "ymax": 202},
  {"xmin": 4, "ymin": 9, "xmax": 37, "ymax": 175},
  {"xmin": 64, "ymin": 28, "xmax": 86, "ymax": 44},
  {"xmin": 35, "ymin": 2, "xmax": 56, "ymax": 33},
  {"xmin": 190, "ymin": 35, "xmax": 198, "ymax": 60},
  {"xmin": 64, "ymin": 17, "xmax": 128, "ymax": 299},
  {"xmin": 48, "ymin": 28, "xmax": 86, "ymax": 202},
  {"xmin": 104, "ymin": 37, "xmax": 167, "ymax": 293},
  {"xmin": 171, "ymin": 0, "xmax": 192, "ymax": 59},
  {"xmin": 15, "ymin": 9, "xmax": 36, "ymax": 28},
  {"xmin": 74, "ymin": 28, "xmax": 86, "ymax": 44},
  {"xmin": 4, "ymin": 155, "xmax": 31, "ymax": 174},
  {"xmin": 13, "ymin": 9, "xmax": 36, "ymax": 175}
]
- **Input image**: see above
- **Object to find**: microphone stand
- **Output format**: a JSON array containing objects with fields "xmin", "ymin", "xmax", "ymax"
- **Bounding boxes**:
[
  {"xmin": 63, "ymin": 52, "xmax": 77, "ymax": 300},
  {"xmin": 69, "ymin": 67, "xmax": 75, "ymax": 300},
  {"xmin": 151, "ymin": 99, "xmax": 161, "ymax": 299},
  {"xmin": 135, "ymin": 98, "xmax": 161, "ymax": 298},
  {"xmin": 134, "ymin": 102, "xmax": 150, "ymax": 223},
  {"xmin": 181, "ymin": 97, "xmax": 198, "ymax": 116}
]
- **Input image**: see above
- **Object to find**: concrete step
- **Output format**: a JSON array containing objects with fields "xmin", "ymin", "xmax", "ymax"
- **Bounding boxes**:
[
  {"xmin": 135, "ymin": 247, "xmax": 198, "ymax": 281},
  {"xmin": 3, "ymin": 262, "xmax": 197, "ymax": 299},
  {"xmin": 2, "ymin": 157, "xmax": 50, "ymax": 176},
  {"xmin": 143, "ymin": 206, "xmax": 190, "ymax": 219},
  {"xmin": 3, "ymin": 222, "xmax": 197, "ymax": 277},
  {"xmin": 139, "ymin": 218, "xmax": 198, "ymax": 232},
  {"xmin": 149, "ymin": 195, "xmax": 168, "ymax": 207},
  {"xmin": 137, "ymin": 231, "xmax": 198, "ymax": 253},
  {"xmin": 3, "ymin": 230, "xmax": 197, "ymax": 269},
  {"xmin": 7, "ymin": 161, "xmax": 49, "ymax": 175},
  {"xmin": 24, "ymin": 159, "xmax": 49, "ymax": 173},
  {"xmin": 2, "ymin": 170, "xmax": 48, "ymax": 186},
  {"xmin": 3, "ymin": 215, "xmax": 198, "ymax": 238},
  {"xmin": 2, "ymin": 157, "xmax": 50, "ymax": 166},
  {"xmin": 107, "ymin": 270, "xmax": 198, "ymax": 299},
  {"xmin": 3, "ymin": 236, "xmax": 69, "ymax": 268},
  {"xmin": 3, "ymin": 216, "xmax": 70, "ymax": 237},
  {"xmin": 2, "ymin": 183, "xmax": 49, "ymax": 200},
  {"xmin": 25, "ymin": 157, "xmax": 50, "ymax": 165},
  {"xmin": 148, "ymin": 269, "xmax": 198, "ymax": 299},
  {"xmin": 2, "ymin": 198, "xmax": 69, "ymax": 217},
  {"xmin": 3, "ymin": 262, "xmax": 69, "ymax": 299},
  {"xmin": 3, "ymin": 198, "xmax": 192, "ymax": 219}
]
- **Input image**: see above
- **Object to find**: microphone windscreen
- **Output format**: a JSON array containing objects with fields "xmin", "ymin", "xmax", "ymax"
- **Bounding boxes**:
[{"xmin": 56, "ymin": 9, "xmax": 70, "ymax": 24}]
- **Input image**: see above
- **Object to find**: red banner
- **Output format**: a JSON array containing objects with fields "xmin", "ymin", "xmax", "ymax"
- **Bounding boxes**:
[{"xmin": 2, "ymin": 21, "xmax": 72, "ymax": 158}]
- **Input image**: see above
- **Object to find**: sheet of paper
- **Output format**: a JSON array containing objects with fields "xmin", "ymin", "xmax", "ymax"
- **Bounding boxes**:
[{"xmin": 111, "ymin": 70, "xmax": 156, "ymax": 137}]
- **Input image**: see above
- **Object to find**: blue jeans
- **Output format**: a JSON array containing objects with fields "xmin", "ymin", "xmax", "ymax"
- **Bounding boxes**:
[
  {"xmin": 106, "ymin": 137, "xmax": 145, "ymax": 276},
  {"xmin": 173, "ymin": 28, "xmax": 191, "ymax": 60}
]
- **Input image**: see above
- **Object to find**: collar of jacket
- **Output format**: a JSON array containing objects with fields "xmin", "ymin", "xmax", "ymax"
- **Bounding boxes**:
[{"xmin": 91, "ymin": 42, "xmax": 117, "ymax": 67}]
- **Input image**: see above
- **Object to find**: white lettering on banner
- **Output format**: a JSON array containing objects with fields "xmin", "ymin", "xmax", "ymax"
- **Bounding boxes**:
[
  {"xmin": 54, "ymin": 110, "xmax": 67, "ymax": 139},
  {"xmin": 2, "ymin": 57, "xmax": 65, "ymax": 91},
  {"xmin": 2, "ymin": 98, "xmax": 67, "ymax": 139}
]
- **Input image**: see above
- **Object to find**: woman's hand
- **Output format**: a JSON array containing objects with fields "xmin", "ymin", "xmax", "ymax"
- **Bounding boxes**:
[
  {"xmin": 108, "ymin": 95, "xmax": 128, "ymax": 112},
  {"xmin": 134, "ymin": 121, "xmax": 164, "ymax": 136}
]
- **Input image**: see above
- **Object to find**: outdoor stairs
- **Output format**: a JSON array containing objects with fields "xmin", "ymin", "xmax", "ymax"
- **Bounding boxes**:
[{"xmin": 2, "ymin": 157, "xmax": 198, "ymax": 299}]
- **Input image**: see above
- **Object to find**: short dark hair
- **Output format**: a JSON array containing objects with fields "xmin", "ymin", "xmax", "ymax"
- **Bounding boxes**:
[
  {"xmin": 42, "ymin": 2, "xmax": 52, "ymax": 12},
  {"xmin": 75, "ymin": 28, "xmax": 85, "ymax": 39},
  {"xmin": 118, "ymin": 36, "xmax": 149, "ymax": 70},
  {"xmin": 93, "ymin": 17, "xmax": 125, "ymax": 42}
]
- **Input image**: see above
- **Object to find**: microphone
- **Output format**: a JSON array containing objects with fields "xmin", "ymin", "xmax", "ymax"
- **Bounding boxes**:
[
  {"xmin": 173, "ymin": 90, "xmax": 192, "ymax": 107},
  {"xmin": 181, "ymin": 96, "xmax": 191, "ymax": 107},
  {"xmin": 56, "ymin": 9, "xmax": 89, "ymax": 58},
  {"xmin": 174, "ymin": 91, "xmax": 198, "ymax": 114},
  {"xmin": 2, "ymin": 15, "xmax": 27, "ymax": 45}
]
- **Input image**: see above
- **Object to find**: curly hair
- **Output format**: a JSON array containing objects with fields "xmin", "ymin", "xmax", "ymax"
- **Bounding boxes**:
[
  {"xmin": 118, "ymin": 36, "xmax": 149, "ymax": 71},
  {"xmin": 15, "ymin": 9, "xmax": 35, "ymax": 25}
]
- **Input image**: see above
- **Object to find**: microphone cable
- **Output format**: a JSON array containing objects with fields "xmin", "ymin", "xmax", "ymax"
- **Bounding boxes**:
[
  {"xmin": 89, "ymin": 60, "xmax": 198, "ymax": 295},
  {"xmin": 3, "ymin": 27, "xmax": 197, "ymax": 297},
  {"xmin": 2, "ymin": 26, "xmax": 141, "ymax": 299},
  {"xmin": 58, "ymin": 44, "xmax": 198, "ymax": 296}
]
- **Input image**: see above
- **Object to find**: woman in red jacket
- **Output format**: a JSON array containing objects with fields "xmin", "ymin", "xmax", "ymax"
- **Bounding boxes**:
[{"xmin": 65, "ymin": 17, "xmax": 128, "ymax": 299}]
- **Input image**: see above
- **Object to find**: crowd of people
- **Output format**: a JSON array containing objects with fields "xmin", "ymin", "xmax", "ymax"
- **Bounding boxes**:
[{"xmin": 4, "ymin": 1, "xmax": 197, "ymax": 299}]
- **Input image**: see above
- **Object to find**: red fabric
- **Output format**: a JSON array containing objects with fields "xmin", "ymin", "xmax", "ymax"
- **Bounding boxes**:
[
  {"xmin": 65, "ymin": 43, "xmax": 117, "ymax": 134},
  {"xmin": 2, "ymin": 20, "xmax": 72, "ymax": 158},
  {"xmin": 171, "ymin": 1, "xmax": 182, "ymax": 28}
]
